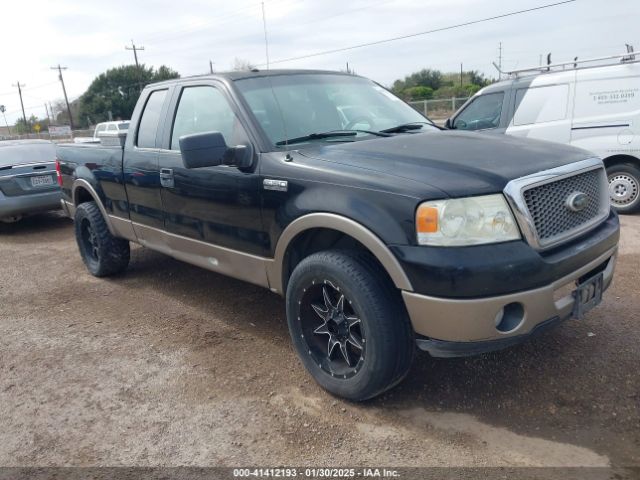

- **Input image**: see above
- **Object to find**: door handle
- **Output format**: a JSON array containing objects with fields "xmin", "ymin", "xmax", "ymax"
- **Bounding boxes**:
[{"xmin": 160, "ymin": 168, "xmax": 174, "ymax": 188}]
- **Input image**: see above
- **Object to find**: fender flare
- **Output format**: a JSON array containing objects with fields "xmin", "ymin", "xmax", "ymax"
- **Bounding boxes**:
[
  {"xmin": 266, "ymin": 213, "xmax": 413, "ymax": 294},
  {"xmin": 71, "ymin": 179, "xmax": 116, "ymax": 235}
]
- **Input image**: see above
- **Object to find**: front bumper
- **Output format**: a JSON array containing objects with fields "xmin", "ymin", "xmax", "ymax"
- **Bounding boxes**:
[
  {"xmin": 403, "ymin": 245, "xmax": 617, "ymax": 356},
  {"xmin": 0, "ymin": 190, "xmax": 62, "ymax": 219}
]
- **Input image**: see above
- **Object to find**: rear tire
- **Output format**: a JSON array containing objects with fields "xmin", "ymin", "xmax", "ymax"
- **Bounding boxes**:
[
  {"xmin": 74, "ymin": 201, "xmax": 130, "ymax": 277},
  {"xmin": 607, "ymin": 163, "xmax": 640, "ymax": 214},
  {"xmin": 286, "ymin": 250, "xmax": 414, "ymax": 401}
]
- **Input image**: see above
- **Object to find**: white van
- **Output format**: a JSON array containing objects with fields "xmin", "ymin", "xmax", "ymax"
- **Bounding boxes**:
[{"xmin": 447, "ymin": 52, "xmax": 640, "ymax": 213}]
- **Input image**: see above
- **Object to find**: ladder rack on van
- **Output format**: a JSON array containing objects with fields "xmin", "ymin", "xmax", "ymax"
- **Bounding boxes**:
[{"xmin": 493, "ymin": 51, "xmax": 639, "ymax": 78}]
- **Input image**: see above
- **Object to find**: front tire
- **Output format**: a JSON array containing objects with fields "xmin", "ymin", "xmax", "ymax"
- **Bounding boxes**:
[
  {"xmin": 74, "ymin": 201, "xmax": 130, "ymax": 277},
  {"xmin": 607, "ymin": 163, "xmax": 640, "ymax": 214},
  {"xmin": 286, "ymin": 250, "xmax": 414, "ymax": 401}
]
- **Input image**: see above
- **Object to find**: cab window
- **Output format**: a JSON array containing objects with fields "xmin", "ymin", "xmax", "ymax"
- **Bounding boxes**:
[
  {"xmin": 137, "ymin": 89, "xmax": 168, "ymax": 148},
  {"xmin": 170, "ymin": 86, "xmax": 247, "ymax": 150},
  {"xmin": 453, "ymin": 92, "xmax": 505, "ymax": 131}
]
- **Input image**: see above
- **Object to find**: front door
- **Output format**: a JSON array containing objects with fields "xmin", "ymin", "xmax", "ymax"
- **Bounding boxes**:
[
  {"xmin": 451, "ymin": 91, "xmax": 507, "ymax": 133},
  {"xmin": 157, "ymin": 83, "xmax": 267, "ymax": 257}
]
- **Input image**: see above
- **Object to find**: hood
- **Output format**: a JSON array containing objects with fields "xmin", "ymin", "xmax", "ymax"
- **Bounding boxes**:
[{"xmin": 297, "ymin": 131, "xmax": 593, "ymax": 197}]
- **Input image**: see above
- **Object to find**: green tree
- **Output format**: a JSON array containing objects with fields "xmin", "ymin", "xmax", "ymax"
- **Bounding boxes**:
[
  {"xmin": 392, "ymin": 69, "xmax": 444, "ymax": 95},
  {"xmin": 403, "ymin": 86, "xmax": 434, "ymax": 101},
  {"xmin": 392, "ymin": 68, "xmax": 494, "ymax": 100},
  {"xmin": 78, "ymin": 64, "xmax": 179, "ymax": 126}
]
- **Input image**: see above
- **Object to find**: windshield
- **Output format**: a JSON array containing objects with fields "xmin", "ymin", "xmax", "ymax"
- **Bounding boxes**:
[
  {"xmin": 235, "ymin": 74, "xmax": 434, "ymax": 147},
  {"xmin": 118, "ymin": 122, "xmax": 130, "ymax": 130}
]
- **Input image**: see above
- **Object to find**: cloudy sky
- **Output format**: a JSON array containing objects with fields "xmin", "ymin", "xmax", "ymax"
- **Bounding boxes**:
[{"xmin": 0, "ymin": 0, "xmax": 637, "ymax": 124}]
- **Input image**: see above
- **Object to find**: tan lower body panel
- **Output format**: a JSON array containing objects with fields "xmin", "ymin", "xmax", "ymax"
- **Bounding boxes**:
[
  {"xmin": 109, "ymin": 215, "xmax": 137, "ymax": 242},
  {"xmin": 403, "ymin": 246, "xmax": 617, "ymax": 342},
  {"xmin": 130, "ymin": 222, "xmax": 271, "ymax": 288}
]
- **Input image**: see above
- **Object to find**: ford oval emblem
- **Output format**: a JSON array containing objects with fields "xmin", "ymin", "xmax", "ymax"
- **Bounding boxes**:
[{"xmin": 566, "ymin": 191, "xmax": 590, "ymax": 212}]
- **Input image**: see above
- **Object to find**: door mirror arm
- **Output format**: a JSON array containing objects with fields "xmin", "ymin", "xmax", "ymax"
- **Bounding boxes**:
[{"xmin": 223, "ymin": 144, "xmax": 253, "ymax": 169}]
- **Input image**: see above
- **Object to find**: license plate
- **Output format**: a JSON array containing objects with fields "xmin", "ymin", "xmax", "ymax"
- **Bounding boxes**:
[
  {"xmin": 572, "ymin": 273, "xmax": 604, "ymax": 319},
  {"xmin": 30, "ymin": 175, "xmax": 54, "ymax": 187}
]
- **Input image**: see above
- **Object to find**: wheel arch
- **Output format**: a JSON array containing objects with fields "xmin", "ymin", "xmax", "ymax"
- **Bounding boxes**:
[
  {"xmin": 602, "ymin": 154, "xmax": 640, "ymax": 169},
  {"xmin": 71, "ymin": 179, "xmax": 116, "ymax": 235},
  {"xmin": 267, "ymin": 213, "xmax": 413, "ymax": 295}
]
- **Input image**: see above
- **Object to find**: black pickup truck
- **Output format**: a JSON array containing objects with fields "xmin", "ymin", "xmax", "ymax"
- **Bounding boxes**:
[{"xmin": 56, "ymin": 70, "xmax": 620, "ymax": 400}]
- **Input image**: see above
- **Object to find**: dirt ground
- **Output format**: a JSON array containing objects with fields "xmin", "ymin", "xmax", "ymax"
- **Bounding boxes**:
[{"xmin": 0, "ymin": 212, "xmax": 638, "ymax": 469}]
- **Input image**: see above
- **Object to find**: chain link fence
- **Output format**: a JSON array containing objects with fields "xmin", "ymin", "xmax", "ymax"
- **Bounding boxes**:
[{"xmin": 408, "ymin": 97, "xmax": 469, "ymax": 123}]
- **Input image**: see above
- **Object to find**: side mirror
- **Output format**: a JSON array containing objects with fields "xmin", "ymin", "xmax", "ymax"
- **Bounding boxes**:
[
  {"xmin": 179, "ymin": 131, "xmax": 254, "ymax": 169},
  {"xmin": 179, "ymin": 131, "xmax": 228, "ymax": 168}
]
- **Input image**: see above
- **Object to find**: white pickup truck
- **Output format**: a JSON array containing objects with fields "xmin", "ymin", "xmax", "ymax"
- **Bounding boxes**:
[{"xmin": 73, "ymin": 121, "xmax": 129, "ymax": 144}]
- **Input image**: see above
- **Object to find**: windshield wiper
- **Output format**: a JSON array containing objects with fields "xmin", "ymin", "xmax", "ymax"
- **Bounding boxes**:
[
  {"xmin": 275, "ymin": 129, "xmax": 390, "ymax": 146},
  {"xmin": 379, "ymin": 122, "xmax": 433, "ymax": 134}
]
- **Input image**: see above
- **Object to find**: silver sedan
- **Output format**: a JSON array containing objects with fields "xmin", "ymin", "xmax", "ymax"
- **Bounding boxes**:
[{"xmin": 0, "ymin": 140, "xmax": 61, "ymax": 223}]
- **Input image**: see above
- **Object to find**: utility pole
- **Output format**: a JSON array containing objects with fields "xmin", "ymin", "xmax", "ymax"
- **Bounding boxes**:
[
  {"xmin": 460, "ymin": 63, "xmax": 463, "ymax": 86},
  {"xmin": 44, "ymin": 103, "xmax": 51, "ymax": 124},
  {"xmin": 261, "ymin": 2, "xmax": 270, "ymax": 69},
  {"xmin": 0, "ymin": 105, "xmax": 10, "ymax": 135},
  {"xmin": 126, "ymin": 40, "xmax": 145, "ymax": 92},
  {"xmin": 209, "ymin": 60, "xmax": 215, "ymax": 74},
  {"xmin": 12, "ymin": 81, "xmax": 28, "ymax": 128},
  {"xmin": 125, "ymin": 40, "xmax": 144, "ymax": 68},
  {"xmin": 498, "ymin": 42, "xmax": 503, "ymax": 80},
  {"xmin": 51, "ymin": 65, "xmax": 74, "ymax": 129}
]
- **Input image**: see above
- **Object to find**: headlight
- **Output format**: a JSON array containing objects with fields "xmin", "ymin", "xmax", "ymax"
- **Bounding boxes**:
[{"xmin": 416, "ymin": 194, "xmax": 521, "ymax": 246}]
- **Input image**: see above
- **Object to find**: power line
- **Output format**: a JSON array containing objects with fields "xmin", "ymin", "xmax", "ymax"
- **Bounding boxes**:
[
  {"xmin": 141, "ymin": 0, "xmax": 396, "ymax": 62},
  {"xmin": 0, "ymin": 80, "xmax": 58, "ymax": 97},
  {"xmin": 3, "ymin": 102, "xmax": 42, "ymax": 116},
  {"xmin": 260, "ymin": 0, "xmax": 577, "ymax": 66},
  {"xmin": 51, "ymin": 64, "xmax": 75, "ymax": 129},
  {"xmin": 141, "ymin": 0, "xmax": 288, "ymax": 44}
]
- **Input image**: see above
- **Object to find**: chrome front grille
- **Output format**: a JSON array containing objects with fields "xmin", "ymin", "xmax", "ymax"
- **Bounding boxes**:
[
  {"xmin": 504, "ymin": 159, "xmax": 610, "ymax": 251},
  {"xmin": 523, "ymin": 169, "xmax": 604, "ymax": 242}
]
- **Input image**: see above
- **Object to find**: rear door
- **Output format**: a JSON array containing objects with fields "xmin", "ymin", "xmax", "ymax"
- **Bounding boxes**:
[
  {"xmin": 123, "ymin": 87, "xmax": 171, "ymax": 233},
  {"xmin": 156, "ymin": 81, "xmax": 267, "ymax": 256}
]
